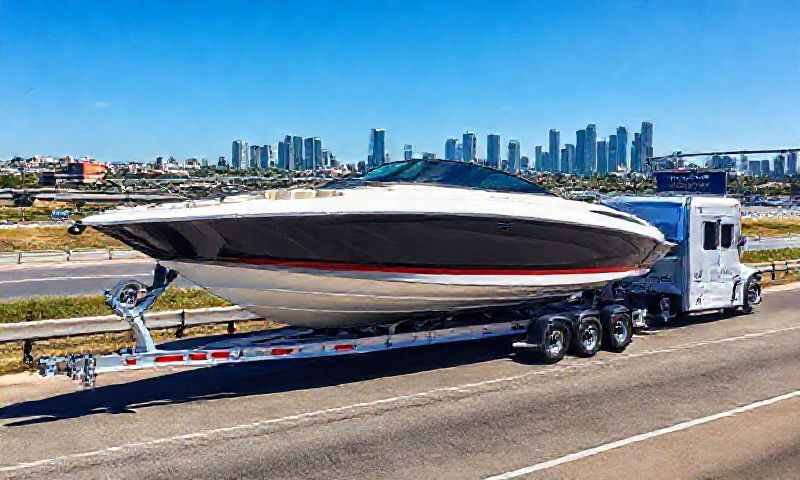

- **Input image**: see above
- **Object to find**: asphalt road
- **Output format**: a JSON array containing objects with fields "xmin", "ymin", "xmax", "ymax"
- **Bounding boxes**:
[
  {"xmin": 746, "ymin": 235, "xmax": 800, "ymax": 251},
  {"xmin": 0, "ymin": 285, "xmax": 799, "ymax": 479},
  {"xmin": 0, "ymin": 260, "xmax": 193, "ymax": 298}
]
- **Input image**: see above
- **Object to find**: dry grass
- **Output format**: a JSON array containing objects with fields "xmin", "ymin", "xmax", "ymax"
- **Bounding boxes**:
[
  {"xmin": 0, "ymin": 288, "xmax": 231, "ymax": 324},
  {"xmin": 0, "ymin": 226, "xmax": 125, "ymax": 251},
  {"xmin": 742, "ymin": 217, "xmax": 800, "ymax": 238},
  {"xmin": 741, "ymin": 248, "xmax": 800, "ymax": 264}
]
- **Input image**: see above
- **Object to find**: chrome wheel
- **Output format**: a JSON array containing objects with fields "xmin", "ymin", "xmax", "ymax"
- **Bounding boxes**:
[
  {"xmin": 612, "ymin": 317, "xmax": 629, "ymax": 345},
  {"xmin": 747, "ymin": 282, "xmax": 762, "ymax": 305},
  {"xmin": 581, "ymin": 323, "xmax": 600, "ymax": 352},
  {"xmin": 546, "ymin": 329, "xmax": 565, "ymax": 358},
  {"xmin": 659, "ymin": 296, "xmax": 674, "ymax": 322}
]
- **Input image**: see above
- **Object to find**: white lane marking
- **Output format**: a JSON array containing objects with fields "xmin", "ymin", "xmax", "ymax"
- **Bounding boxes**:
[
  {"xmin": 2, "ymin": 324, "xmax": 800, "ymax": 473},
  {"xmin": 0, "ymin": 273, "xmax": 153, "ymax": 285},
  {"xmin": 484, "ymin": 389, "xmax": 800, "ymax": 479}
]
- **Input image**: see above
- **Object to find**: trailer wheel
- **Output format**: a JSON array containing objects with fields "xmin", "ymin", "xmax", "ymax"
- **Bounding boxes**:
[
  {"xmin": 537, "ymin": 323, "xmax": 570, "ymax": 364},
  {"xmin": 571, "ymin": 317, "xmax": 602, "ymax": 357},
  {"xmin": 603, "ymin": 313, "xmax": 633, "ymax": 352},
  {"xmin": 742, "ymin": 277, "xmax": 762, "ymax": 314}
]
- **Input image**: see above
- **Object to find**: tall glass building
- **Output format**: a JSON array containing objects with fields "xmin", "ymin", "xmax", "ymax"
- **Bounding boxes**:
[
  {"xmin": 404, "ymin": 144, "xmax": 413, "ymax": 161},
  {"xmin": 549, "ymin": 129, "xmax": 560, "ymax": 173},
  {"xmin": 487, "ymin": 134, "xmax": 501, "ymax": 168},
  {"xmin": 292, "ymin": 136, "xmax": 303, "ymax": 171},
  {"xmin": 231, "ymin": 139, "xmax": 248, "ymax": 170},
  {"xmin": 616, "ymin": 126, "xmax": 628, "ymax": 171},
  {"xmin": 585, "ymin": 124, "xmax": 597, "ymax": 175},
  {"xmin": 462, "ymin": 131, "xmax": 477, "ymax": 162},
  {"xmin": 563, "ymin": 144, "xmax": 575, "ymax": 173},
  {"xmin": 507, "ymin": 139, "xmax": 520, "ymax": 173},
  {"xmin": 534, "ymin": 145, "xmax": 543, "ymax": 171},
  {"xmin": 445, "ymin": 138, "xmax": 458, "ymax": 161},
  {"xmin": 369, "ymin": 128, "xmax": 386, "ymax": 169},
  {"xmin": 631, "ymin": 132, "xmax": 642, "ymax": 172},
  {"xmin": 596, "ymin": 139, "xmax": 608, "ymax": 175},
  {"xmin": 575, "ymin": 130, "xmax": 586, "ymax": 175},
  {"xmin": 641, "ymin": 122, "xmax": 654, "ymax": 167},
  {"xmin": 608, "ymin": 134, "xmax": 618, "ymax": 173}
]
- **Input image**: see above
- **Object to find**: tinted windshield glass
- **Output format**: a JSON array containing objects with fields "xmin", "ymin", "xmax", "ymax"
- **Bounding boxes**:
[
  {"xmin": 604, "ymin": 200, "xmax": 687, "ymax": 242},
  {"xmin": 352, "ymin": 160, "xmax": 549, "ymax": 194}
]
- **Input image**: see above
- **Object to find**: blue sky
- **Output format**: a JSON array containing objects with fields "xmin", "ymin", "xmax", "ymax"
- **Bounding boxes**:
[{"xmin": 1, "ymin": 0, "xmax": 799, "ymax": 164}]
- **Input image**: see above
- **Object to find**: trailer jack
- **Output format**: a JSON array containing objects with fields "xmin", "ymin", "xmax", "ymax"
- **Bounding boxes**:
[{"xmin": 38, "ymin": 264, "xmax": 177, "ymax": 388}]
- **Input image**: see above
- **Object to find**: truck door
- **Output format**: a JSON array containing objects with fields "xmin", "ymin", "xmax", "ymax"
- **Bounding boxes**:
[
  {"xmin": 688, "ymin": 209, "xmax": 731, "ymax": 310},
  {"xmin": 718, "ymin": 212, "xmax": 742, "ymax": 305}
]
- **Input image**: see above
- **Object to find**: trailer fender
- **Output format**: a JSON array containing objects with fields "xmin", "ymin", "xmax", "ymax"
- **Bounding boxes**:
[{"xmin": 523, "ymin": 314, "xmax": 573, "ymax": 364}]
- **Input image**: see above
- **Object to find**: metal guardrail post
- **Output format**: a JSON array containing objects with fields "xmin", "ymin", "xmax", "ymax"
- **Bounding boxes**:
[
  {"xmin": 771, "ymin": 261, "xmax": 776, "ymax": 281},
  {"xmin": 22, "ymin": 339, "xmax": 33, "ymax": 364},
  {"xmin": 176, "ymin": 310, "xmax": 186, "ymax": 338}
]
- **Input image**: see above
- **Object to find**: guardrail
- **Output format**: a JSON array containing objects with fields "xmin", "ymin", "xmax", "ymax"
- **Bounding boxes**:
[
  {"xmin": 0, "ymin": 306, "xmax": 261, "ymax": 344},
  {"xmin": 0, "ymin": 248, "xmax": 148, "ymax": 265},
  {"xmin": 749, "ymin": 259, "xmax": 800, "ymax": 281}
]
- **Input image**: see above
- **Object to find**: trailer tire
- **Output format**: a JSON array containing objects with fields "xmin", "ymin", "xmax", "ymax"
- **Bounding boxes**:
[
  {"xmin": 571, "ymin": 317, "xmax": 602, "ymax": 357},
  {"xmin": 536, "ymin": 323, "xmax": 570, "ymax": 364},
  {"xmin": 602, "ymin": 312, "xmax": 633, "ymax": 352}
]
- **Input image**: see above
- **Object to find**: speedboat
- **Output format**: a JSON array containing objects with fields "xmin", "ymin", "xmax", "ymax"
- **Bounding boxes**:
[{"xmin": 80, "ymin": 159, "xmax": 672, "ymax": 328}]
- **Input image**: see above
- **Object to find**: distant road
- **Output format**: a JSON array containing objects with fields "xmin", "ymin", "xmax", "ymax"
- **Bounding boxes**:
[
  {"xmin": 1, "ymin": 286, "xmax": 799, "ymax": 479},
  {"xmin": 0, "ymin": 260, "xmax": 192, "ymax": 299},
  {"xmin": 746, "ymin": 236, "xmax": 800, "ymax": 251}
]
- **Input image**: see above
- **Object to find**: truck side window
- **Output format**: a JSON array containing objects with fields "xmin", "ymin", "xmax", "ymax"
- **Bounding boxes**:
[
  {"xmin": 721, "ymin": 224, "xmax": 734, "ymax": 249},
  {"xmin": 703, "ymin": 221, "xmax": 719, "ymax": 250}
]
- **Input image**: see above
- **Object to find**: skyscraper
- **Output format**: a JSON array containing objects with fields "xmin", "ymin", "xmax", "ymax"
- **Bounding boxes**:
[
  {"xmin": 597, "ymin": 139, "xmax": 608, "ymax": 175},
  {"xmin": 278, "ymin": 135, "xmax": 293, "ymax": 170},
  {"xmin": 445, "ymin": 138, "xmax": 458, "ymax": 161},
  {"xmin": 534, "ymin": 145, "xmax": 543, "ymax": 171},
  {"xmin": 231, "ymin": 139, "xmax": 247, "ymax": 170},
  {"xmin": 584, "ymin": 124, "xmax": 597, "ymax": 175},
  {"xmin": 564, "ymin": 144, "xmax": 575, "ymax": 173},
  {"xmin": 404, "ymin": 144, "xmax": 413, "ymax": 161},
  {"xmin": 507, "ymin": 139, "xmax": 521, "ymax": 173},
  {"xmin": 303, "ymin": 138, "xmax": 314, "ymax": 170},
  {"xmin": 575, "ymin": 130, "xmax": 586, "ymax": 175},
  {"xmin": 312, "ymin": 138, "xmax": 322, "ymax": 169},
  {"xmin": 788, "ymin": 152, "xmax": 798, "ymax": 176},
  {"xmin": 616, "ymin": 126, "xmax": 628, "ymax": 171},
  {"xmin": 774, "ymin": 155, "xmax": 786, "ymax": 177},
  {"xmin": 260, "ymin": 145, "xmax": 272, "ymax": 169},
  {"xmin": 249, "ymin": 145, "xmax": 260, "ymax": 169},
  {"xmin": 608, "ymin": 134, "xmax": 618, "ymax": 173},
  {"xmin": 369, "ymin": 128, "xmax": 386, "ymax": 169},
  {"xmin": 549, "ymin": 129, "xmax": 560, "ymax": 173},
  {"xmin": 631, "ymin": 132, "xmax": 642, "ymax": 172},
  {"xmin": 292, "ymin": 136, "xmax": 303, "ymax": 171},
  {"xmin": 520, "ymin": 156, "xmax": 529, "ymax": 171},
  {"xmin": 641, "ymin": 122, "xmax": 654, "ymax": 169},
  {"xmin": 462, "ymin": 131, "xmax": 477, "ymax": 162},
  {"xmin": 487, "ymin": 134, "xmax": 501, "ymax": 168}
]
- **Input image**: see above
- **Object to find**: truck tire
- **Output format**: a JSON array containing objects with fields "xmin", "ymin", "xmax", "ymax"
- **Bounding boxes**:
[
  {"xmin": 602, "ymin": 312, "xmax": 633, "ymax": 352},
  {"xmin": 742, "ymin": 277, "xmax": 762, "ymax": 314},
  {"xmin": 571, "ymin": 317, "xmax": 602, "ymax": 357},
  {"xmin": 536, "ymin": 323, "xmax": 570, "ymax": 364}
]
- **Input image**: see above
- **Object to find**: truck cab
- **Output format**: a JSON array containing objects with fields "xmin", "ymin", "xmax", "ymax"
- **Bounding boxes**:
[{"xmin": 604, "ymin": 194, "xmax": 761, "ymax": 321}]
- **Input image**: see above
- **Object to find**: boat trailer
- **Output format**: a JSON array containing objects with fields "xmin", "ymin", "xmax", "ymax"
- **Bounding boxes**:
[{"xmin": 38, "ymin": 265, "xmax": 647, "ymax": 389}]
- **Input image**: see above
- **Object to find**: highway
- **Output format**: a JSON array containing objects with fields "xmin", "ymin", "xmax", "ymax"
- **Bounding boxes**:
[
  {"xmin": 0, "ymin": 260, "xmax": 192, "ymax": 298},
  {"xmin": 746, "ymin": 235, "xmax": 800, "ymax": 251},
  {"xmin": 1, "ymin": 285, "xmax": 799, "ymax": 479}
]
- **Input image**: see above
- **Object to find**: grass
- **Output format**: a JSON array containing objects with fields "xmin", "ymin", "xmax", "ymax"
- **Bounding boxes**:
[
  {"xmin": 0, "ymin": 288, "xmax": 231, "ymax": 324},
  {"xmin": 0, "ymin": 225, "xmax": 125, "ymax": 251},
  {"xmin": 741, "ymin": 248, "xmax": 800, "ymax": 264},
  {"xmin": 742, "ymin": 217, "xmax": 800, "ymax": 238}
]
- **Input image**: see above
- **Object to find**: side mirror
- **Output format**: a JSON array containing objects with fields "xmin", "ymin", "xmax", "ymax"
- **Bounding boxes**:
[{"xmin": 737, "ymin": 236, "xmax": 748, "ymax": 248}]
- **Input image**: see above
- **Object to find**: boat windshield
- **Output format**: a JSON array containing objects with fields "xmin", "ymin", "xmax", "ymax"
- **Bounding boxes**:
[{"xmin": 324, "ymin": 159, "xmax": 551, "ymax": 194}]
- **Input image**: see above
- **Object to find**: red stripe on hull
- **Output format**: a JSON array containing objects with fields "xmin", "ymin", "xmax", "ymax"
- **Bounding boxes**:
[{"xmin": 221, "ymin": 257, "xmax": 638, "ymax": 276}]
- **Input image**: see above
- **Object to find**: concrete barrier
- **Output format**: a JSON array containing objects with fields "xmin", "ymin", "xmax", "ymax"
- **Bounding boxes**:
[
  {"xmin": 19, "ymin": 250, "xmax": 69, "ymax": 264},
  {"xmin": 109, "ymin": 249, "xmax": 148, "ymax": 260},
  {"xmin": 0, "ymin": 252, "xmax": 20, "ymax": 265},
  {"xmin": 68, "ymin": 248, "xmax": 111, "ymax": 262}
]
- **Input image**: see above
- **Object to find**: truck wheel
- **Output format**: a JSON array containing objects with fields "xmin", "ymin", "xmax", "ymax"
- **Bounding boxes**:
[
  {"xmin": 603, "ymin": 313, "xmax": 633, "ymax": 352},
  {"xmin": 571, "ymin": 317, "xmax": 602, "ymax": 357},
  {"xmin": 742, "ymin": 277, "xmax": 762, "ymax": 314},
  {"xmin": 537, "ymin": 323, "xmax": 570, "ymax": 364}
]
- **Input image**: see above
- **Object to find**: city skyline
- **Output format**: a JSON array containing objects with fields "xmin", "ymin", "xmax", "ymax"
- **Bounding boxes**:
[{"xmin": 3, "ymin": 1, "xmax": 800, "ymax": 163}]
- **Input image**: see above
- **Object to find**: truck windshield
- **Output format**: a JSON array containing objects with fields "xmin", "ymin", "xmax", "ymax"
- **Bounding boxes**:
[{"xmin": 604, "ymin": 200, "xmax": 687, "ymax": 243}]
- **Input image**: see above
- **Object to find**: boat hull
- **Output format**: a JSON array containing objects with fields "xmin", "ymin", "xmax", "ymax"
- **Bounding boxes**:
[
  {"xmin": 93, "ymin": 212, "xmax": 669, "ymax": 328},
  {"xmin": 164, "ymin": 259, "xmax": 649, "ymax": 328}
]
